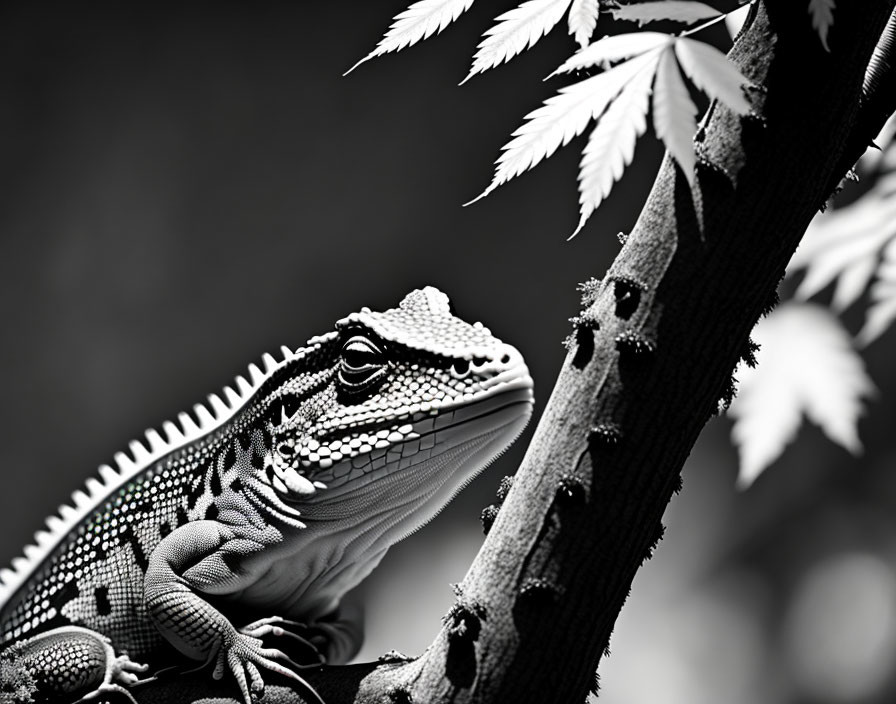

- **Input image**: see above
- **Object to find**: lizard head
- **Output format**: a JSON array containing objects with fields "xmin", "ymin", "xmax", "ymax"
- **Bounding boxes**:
[{"xmin": 243, "ymin": 287, "xmax": 533, "ymax": 533}]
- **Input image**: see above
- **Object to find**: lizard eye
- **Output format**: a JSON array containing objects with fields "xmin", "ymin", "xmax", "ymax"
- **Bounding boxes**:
[{"xmin": 338, "ymin": 335, "xmax": 388, "ymax": 394}]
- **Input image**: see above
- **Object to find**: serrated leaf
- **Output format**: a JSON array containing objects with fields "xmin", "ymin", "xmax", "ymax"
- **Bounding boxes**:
[
  {"xmin": 553, "ymin": 31, "xmax": 670, "ymax": 74},
  {"xmin": 790, "ymin": 184, "xmax": 896, "ymax": 309},
  {"xmin": 470, "ymin": 49, "xmax": 659, "ymax": 202},
  {"xmin": 724, "ymin": 4, "xmax": 750, "ymax": 39},
  {"xmin": 674, "ymin": 37, "xmax": 751, "ymax": 114},
  {"xmin": 610, "ymin": 1, "xmax": 720, "ymax": 26},
  {"xmin": 464, "ymin": 0, "xmax": 573, "ymax": 82},
  {"xmin": 568, "ymin": 0, "xmax": 600, "ymax": 48},
  {"xmin": 858, "ymin": 236, "xmax": 896, "ymax": 346},
  {"xmin": 574, "ymin": 56, "xmax": 655, "ymax": 235},
  {"xmin": 809, "ymin": 0, "xmax": 835, "ymax": 51},
  {"xmin": 652, "ymin": 46, "xmax": 697, "ymax": 184},
  {"xmin": 346, "ymin": 0, "xmax": 476, "ymax": 74},
  {"xmin": 729, "ymin": 303, "xmax": 874, "ymax": 488}
]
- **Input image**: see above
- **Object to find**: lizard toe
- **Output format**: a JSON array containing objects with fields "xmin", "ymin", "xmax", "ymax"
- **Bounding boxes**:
[
  {"xmin": 222, "ymin": 632, "xmax": 326, "ymax": 704},
  {"xmin": 112, "ymin": 654, "xmax": 151, "ymax": 686},
  {"xmin": 226, "ymin": 649, "xmax": 254, "ymax": 704},
  {"xmin": 240, "ymin": 616, "xmax": 307, "ymax": 635}
]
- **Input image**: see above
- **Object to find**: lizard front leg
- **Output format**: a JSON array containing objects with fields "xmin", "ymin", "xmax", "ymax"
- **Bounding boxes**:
[{"xmin": 144, "ymin": 520, "xmax": 317, "ymax": 704}]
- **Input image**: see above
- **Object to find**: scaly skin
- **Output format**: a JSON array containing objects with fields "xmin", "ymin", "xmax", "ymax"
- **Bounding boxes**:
[{"xmin": 0, "ymin": 287, "xmax": 533, "ymax": 704}]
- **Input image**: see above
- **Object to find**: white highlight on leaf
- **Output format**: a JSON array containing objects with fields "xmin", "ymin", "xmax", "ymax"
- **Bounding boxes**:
[
  {"xmin": 610, "ymin": 0, "xmax": 720, "ymax": 26},
  {"xmin": 346, "ymin": 0, "xmax": 476, "ymax": 74},
  {"xmin": 464, "ymin": 0, "xmax": 573, "ymax": 82},
  {"xmin": 859, "ymin": 237, "xmax": 896, "ymax": 346},
  {"xmin": 725, "ymin": 4, "xmax": 751, "ymax": 39},
  {"xmin": 808, "ymin": 0, "xmax": 835, "ymax": 51},
  {"xmin": 574, "ymin": 55, "xmax": 655, "ymax": 235},
  {"xmin": 729, "ymin": 303, "xmax": 874, "ymax": 489},
  {"xmin": 552, "ymin": 31, "xmax": 670, "ymax": 75},
  {"xmin": 652, "ymin": 45, "xmax": 697, "ymax": 185},
  {"xmin": 789, "ymin": 183, "xmax": 896, "ymax": 311},
  {"xmin": 568, "ymin": 0, "xmax": 600, "ymax": 48},
  {"xmin": 470, "ymin": 49, "xmax": 659, "ymax": 203},
  {"xmin": 674, "ymin": 37, "xmax": 751, "ymax": 114}
]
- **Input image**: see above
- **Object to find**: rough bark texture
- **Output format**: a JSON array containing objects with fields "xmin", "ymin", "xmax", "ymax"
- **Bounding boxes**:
[{"xmin": 134, "ymin": 2, "xmax": 896, "ymax": 702}]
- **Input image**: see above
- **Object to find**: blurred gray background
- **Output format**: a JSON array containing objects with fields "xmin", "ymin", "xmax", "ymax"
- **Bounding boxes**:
[{"xmin": 1, "ymin": 3, "xmax": 895, "ymax": 703}]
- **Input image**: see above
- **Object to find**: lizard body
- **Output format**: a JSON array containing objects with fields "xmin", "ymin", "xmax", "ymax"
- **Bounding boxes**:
[{"xmin": 0, "ymin": 287, "xmax": 533, "ymax": 703}]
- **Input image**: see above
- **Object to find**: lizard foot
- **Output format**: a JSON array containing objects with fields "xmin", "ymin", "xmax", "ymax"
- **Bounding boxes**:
[
  {"xmin": 212, "ymin": 631, "xmax": 324, "ymax": 704},
  {"xmin": 74, "ymin": 633, "xmax": 151, "ymax": 704}
]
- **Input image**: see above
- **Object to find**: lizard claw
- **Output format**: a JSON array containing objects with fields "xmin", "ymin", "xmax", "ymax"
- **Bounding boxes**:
[{"xmin": 215, "ymin": 631, "xmax": 324, "ymax": 704}]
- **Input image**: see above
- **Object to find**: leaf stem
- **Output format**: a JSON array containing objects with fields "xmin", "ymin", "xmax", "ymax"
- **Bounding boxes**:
[{"xmin": 679, "ymin": 1, "xmax": 757, "ymax": 38}]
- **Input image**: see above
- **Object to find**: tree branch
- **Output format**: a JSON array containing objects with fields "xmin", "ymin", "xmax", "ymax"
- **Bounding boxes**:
[{"xmin": 132, "ymin": 1, "xmax": 896, "ymax": 702}]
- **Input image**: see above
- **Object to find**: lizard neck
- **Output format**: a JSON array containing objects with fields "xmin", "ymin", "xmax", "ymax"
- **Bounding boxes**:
[{"xmin": 235, "ymin": 392, "xmax": 531, "ymax": 619}]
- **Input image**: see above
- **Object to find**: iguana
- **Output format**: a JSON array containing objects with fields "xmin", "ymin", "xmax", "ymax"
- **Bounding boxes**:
[{"xmin": 0, "ymin": 287, "xmax": 533, "ymax": 704}]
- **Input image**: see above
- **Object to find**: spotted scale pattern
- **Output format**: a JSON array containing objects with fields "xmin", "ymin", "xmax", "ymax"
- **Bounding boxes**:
[{"xmin": 0, "ymin": 287, "xmax": 534, "ymax": 703}]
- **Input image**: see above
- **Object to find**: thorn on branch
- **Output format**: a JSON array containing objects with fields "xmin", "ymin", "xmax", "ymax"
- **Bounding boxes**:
[
  {"xmin": 444, "ymin": 585, "xmax": 486, "ymax": 643},
  {"xmin": 577, "ymin": 277, "xmax": 603, "ymax": 307},
  {"xmin": 592, "ymin": 671, "xmax": 601, "ymax": 696},
  {"xmin": 614, "ymin": 329, "xmax": 655, "ymax": 357},
  {"xmin": 556, "ymin": 474, "xmax": 585, "ymax": 505},
  {"xmin": 715, "ymin": 374, "xmax": 738, "ymax": 414},
  {"xmin": 739, "ymin": 337, "xmax": 760, "ymax": 368},
  {"xmin": 589, "ymin": 422, "xmax": 622, "ymax": 446},
  {"xmin": 518, "ymin": 578, "xmax": 563, "ymax": 603},
  {"xmin": 496, "ymin": 475, "xmax": 514, "ymax": 503},
  {"xmin": 673, "ymin": 475, "xmax": 683, "ymax": 494},
  {"xmin": 761, "ymin": 286, "xmax": 779, "ymax": 317},
  {"xmin": 649, "ymin": 521, "xmax": 666, "ymax": 549},
  {"xmin": 480, "ymin": 504, "xmax": 499, "ymax": 535},
  {"xmin": 640, "ymin": 522, "xmax": 666, "ymax": 565}
]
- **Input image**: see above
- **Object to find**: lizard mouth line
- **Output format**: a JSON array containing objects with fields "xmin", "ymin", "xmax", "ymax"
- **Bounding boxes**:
[
  {"xmin": 315, "ymin": 374, "xmax": 534, "ymax": 447},
  {"xmin": 292, "ymin": 384, "xmax": 534, "ymax": 502}
]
